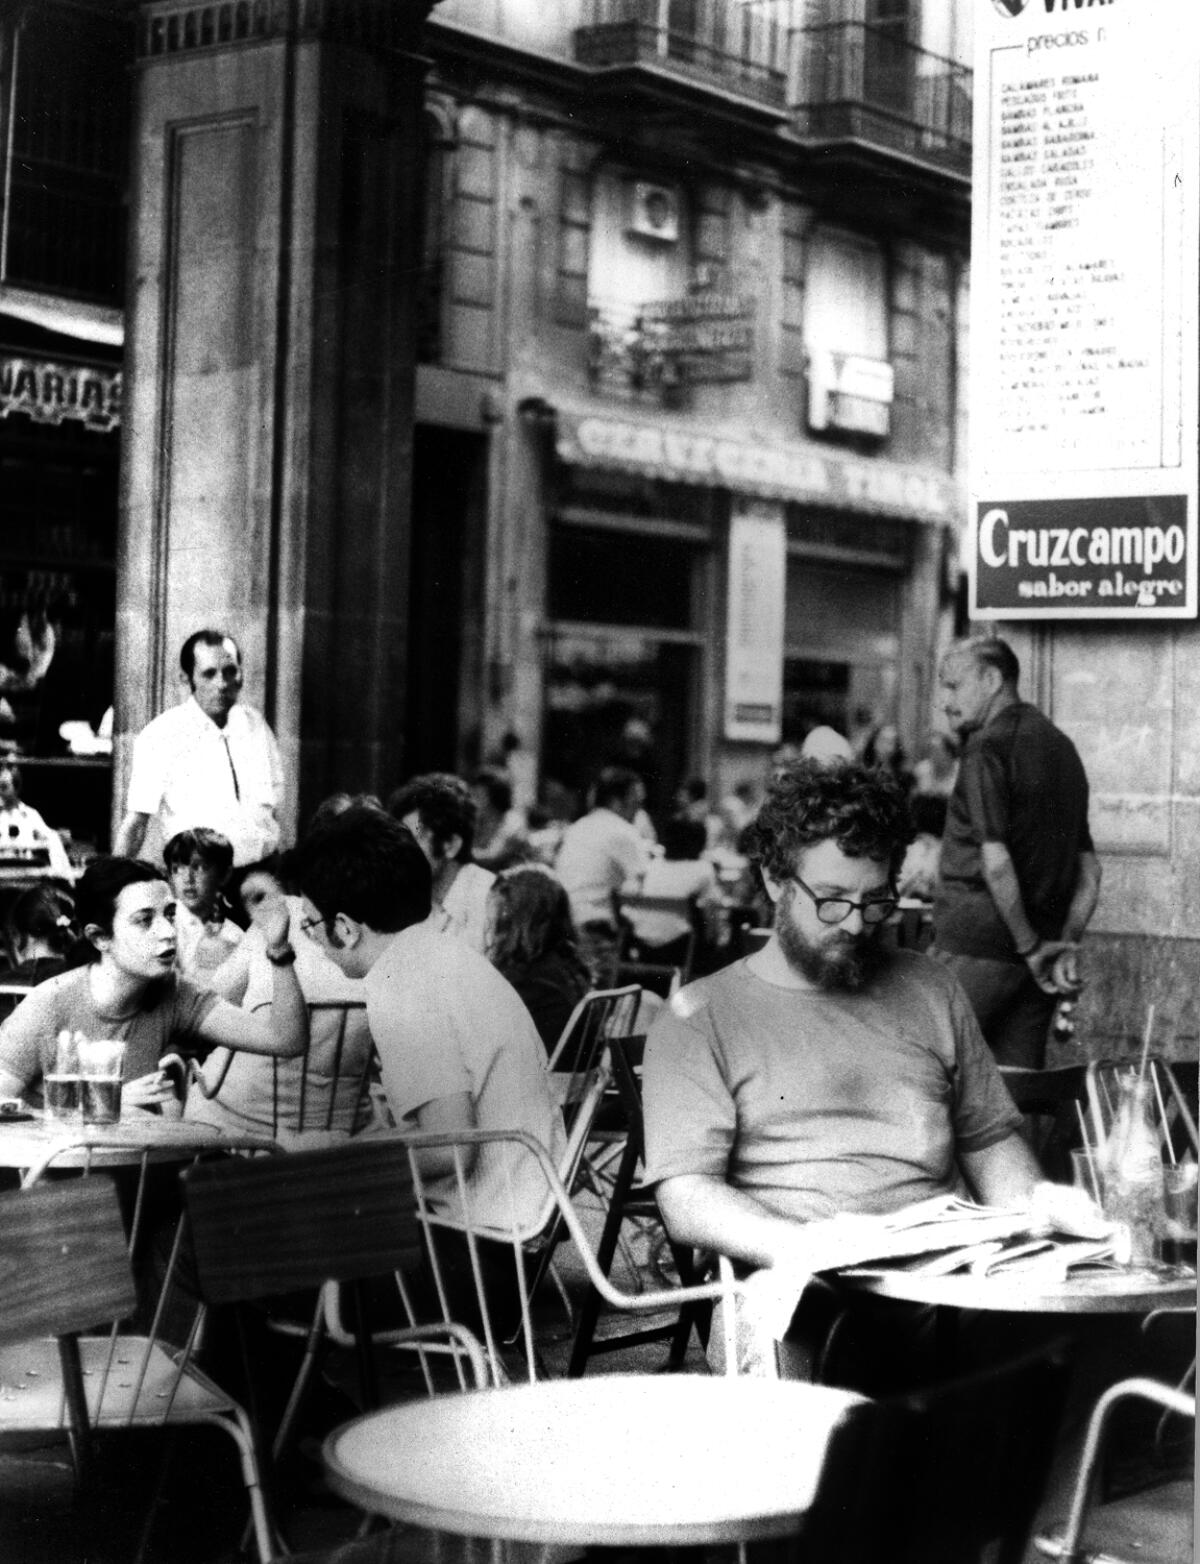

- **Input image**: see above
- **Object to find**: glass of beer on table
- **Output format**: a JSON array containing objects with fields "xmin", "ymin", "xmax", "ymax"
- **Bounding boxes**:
[
  {"xmin": 77, "ymin": 1038, "xmax": 126, "ymax": 1126},
  {"xmin": 45, "ymin": 1029, "xmax": 82, "ymax": 1124}
]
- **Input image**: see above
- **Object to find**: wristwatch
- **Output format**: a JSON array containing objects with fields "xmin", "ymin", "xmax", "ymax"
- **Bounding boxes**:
[{"xmin": 265, "ymin": 944, "xmax": 297, "ymax": 967}]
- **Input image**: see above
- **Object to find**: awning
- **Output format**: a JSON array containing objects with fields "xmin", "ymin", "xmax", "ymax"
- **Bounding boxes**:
[
  {"xmin": 554, "ymin": 405, "xmax": 963, "ymax": 526},
  {"xmin": 0, "ymin": 284, "xmax": 124, "ymax": 348}
]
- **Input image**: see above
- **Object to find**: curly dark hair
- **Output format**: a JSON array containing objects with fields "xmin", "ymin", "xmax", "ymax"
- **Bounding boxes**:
[
  {"xmin": 742, "ymin": 759, "xmax": 913, "ymax": 881},
  {"xmin": 387, "ymin": 772, "xmax": 477, "ymax": 862}
]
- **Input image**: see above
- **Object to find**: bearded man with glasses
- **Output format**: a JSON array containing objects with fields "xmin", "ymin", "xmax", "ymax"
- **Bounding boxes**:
[{"xmin": 642, "ymin": 759, "xmax": 1100, "ymax": 1385}]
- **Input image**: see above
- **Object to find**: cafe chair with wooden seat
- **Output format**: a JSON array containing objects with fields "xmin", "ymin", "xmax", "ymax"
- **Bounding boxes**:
[
  {"xmin": 567, "ymin": 1027, "xmax": 712, "ymax": 1376},
  {"xmin": 1032, "ymin": 1375, "xmax": 1196, "ymax": 1564},
  {"xmin": 12, "ymin": 1131, "xmax": 283, "ymax": 1561},
  {"xmin": 798, "ymin": 1337, "xmax": 1075, "ymax": 1564}
]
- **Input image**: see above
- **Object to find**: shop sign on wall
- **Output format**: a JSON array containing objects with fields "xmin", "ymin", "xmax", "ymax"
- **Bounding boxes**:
[
  {"xmin": 724, "ymin": 499, "xmax": 786, "ymax": 744},
  {"xmin": 970, "ymin": 0, "xmax": 1199, "ymax": 619},
  {"xmin": 0, "ymin": 356, "xmax": 122, "ymax": 432}
]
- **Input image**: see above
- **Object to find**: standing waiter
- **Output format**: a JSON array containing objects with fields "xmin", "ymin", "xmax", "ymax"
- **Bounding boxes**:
[
  {"xmin": 114, "ymin": 629, "xmax": 282, "ymax": 868},
  {"xmin": 931, "ymin": 636, "xmax": 1101, "ymax": 1068}
]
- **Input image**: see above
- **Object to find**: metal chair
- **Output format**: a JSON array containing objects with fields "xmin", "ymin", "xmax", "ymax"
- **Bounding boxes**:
[
  {"xmin": 799, "ymin": 1338, "xmax": 1075, "ymax": 1564},
  {"xmin": 10, "ymin": 1132, "xmax": 282, "ymax": 1561},
  {"xmin": 335, "ymin": 1128, "xmax": 744, "ymax": 1389},
  {"xmin": 182, "ymin": 1137, "xmax": 490, "ymax": 1471},
  {"xmin": 185, "ymin": 998, "xmax": 376, "ymax": 1145},
  {"xmin": 568, "ymin": 1028, "xmax": 711, "ymax": 1376},
  {"xmin": 1033, "ymin": 1376, "xmax": 1197, "ymax": 1564},
  {"xmin": 0, "ymin": 1176, "xmax": 135, "ymax": 1484}
]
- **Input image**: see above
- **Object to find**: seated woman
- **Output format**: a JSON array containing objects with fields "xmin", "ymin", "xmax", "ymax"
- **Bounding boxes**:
[
  {"xmin": 2, "ymin": 882, "xmax": 78, "ymax": 987},
  {"xmin": 0, "ymin": 856, "xmax": 306, "ymax": 1111},
  {"xmin": 163, "ymin": 827, "xmax": 243, "ymax": 983},
  {"xmin": 485, "ymin": 863, "xmax": 591, "ymax": 1054},
  {"xmin": 184, "ymin": 855, "xmax": 374, "ymax": 1144}
]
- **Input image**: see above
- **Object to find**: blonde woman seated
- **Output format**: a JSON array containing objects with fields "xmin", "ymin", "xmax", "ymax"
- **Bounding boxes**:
[{"xmin": 184, "ymin": 856, "xmax": 375, "ymax": 1146}]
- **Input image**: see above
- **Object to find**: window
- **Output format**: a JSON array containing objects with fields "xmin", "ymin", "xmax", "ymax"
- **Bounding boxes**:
[{"xmin": 805, "ymin": 229, "xmax": 888, "ymax": 360}]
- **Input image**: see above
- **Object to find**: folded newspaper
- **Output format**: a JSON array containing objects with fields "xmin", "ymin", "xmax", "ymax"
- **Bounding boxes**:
[{"xmin": 831, "ymin": 1195, "xmax": 1117, "ymax": 1278}]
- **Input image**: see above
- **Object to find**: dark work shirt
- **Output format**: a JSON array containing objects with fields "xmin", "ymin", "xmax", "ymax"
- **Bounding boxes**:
[
  {"xmin": 504, "ymin": 950, "xmax": 591, "ymax": 1055},
  {"xmin": 934, "ymin": 702, "xmax": 1093, "ymax": 961}
]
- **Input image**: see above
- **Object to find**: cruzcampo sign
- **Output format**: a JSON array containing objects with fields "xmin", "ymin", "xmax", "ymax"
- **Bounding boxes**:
[{"xmin": 970, "ymin": 0, "xmax": 1199, "ymax": 619}]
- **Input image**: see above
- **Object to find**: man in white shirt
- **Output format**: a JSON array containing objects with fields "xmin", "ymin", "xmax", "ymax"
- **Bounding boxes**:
[
  {"xmin": 555, "ymin": 766, "xmax": 650, "ymax": 984},
  {"xmin": 114, "ymin": 630, "xmax": 283, "ymax": 868},
  {"xmin": 387, "ymin": 772, "xmax": 494, "ymax": 951},
  {"xmin": 294, "ymin": 803, "xmax": 563, "ymax": 1233}
]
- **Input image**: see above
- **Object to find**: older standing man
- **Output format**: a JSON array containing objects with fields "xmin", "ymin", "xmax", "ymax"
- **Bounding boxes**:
[
  {"xmin": 114, "ymin": 629, "xmax": 283, "ymax": 868},
  {"xmin": 931, "ymin": 636, "xmax": 1101, "ymax": 1068}
]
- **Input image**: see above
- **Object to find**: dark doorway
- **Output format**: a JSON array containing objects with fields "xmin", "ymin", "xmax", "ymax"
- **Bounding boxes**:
[{"xmin": 404, "ymin": 425, "xmax": 487, "ymax": 778}]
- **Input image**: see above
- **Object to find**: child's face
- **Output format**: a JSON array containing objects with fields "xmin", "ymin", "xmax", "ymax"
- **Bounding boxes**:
[{"xmin": 170, "ymin": 852, "xmax": 223, "ymax": 919}]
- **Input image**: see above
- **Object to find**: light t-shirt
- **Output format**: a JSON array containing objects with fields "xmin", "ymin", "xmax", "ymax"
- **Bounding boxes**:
[
  {"xmin": 363, "ymin": 922, "xmax": 565, "ymax": 1232},
  {"xmin": 185, "ymin": 898, "xmax": 372, "ymax": 1142},
  {"xmin": 642, "ymin": 951, "xmax": 1021, "ymax": 1223},
  {"xmin": 435, "ymin": 862, "xmax": 495, "ymax": 952},
  {"xmin": 0, "ymin": 965, "xmax": 218, "ymax": 1099},
  {"xmin": 555, "ymin": 808, "xmax": 649, "ymax": 928},
  {"xmin": 627, "ymin": 857, "xmax": 722, "ymax": 948}
]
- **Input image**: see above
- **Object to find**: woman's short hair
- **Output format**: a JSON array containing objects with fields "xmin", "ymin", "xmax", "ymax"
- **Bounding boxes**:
[{"xmin": 74, "ymin": 857, "xmax": 166, "ymax": 944}]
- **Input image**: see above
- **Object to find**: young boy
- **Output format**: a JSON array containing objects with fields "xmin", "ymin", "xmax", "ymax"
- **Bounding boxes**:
[{"xmin": 163, "ymin": 827, "xmax": 243, "ymax": 982}]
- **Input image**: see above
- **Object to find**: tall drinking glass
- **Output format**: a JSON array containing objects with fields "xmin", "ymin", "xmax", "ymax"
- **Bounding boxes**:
[{"xmin": 78, "ymin": 1039, "xmax": 126, "ymax": 1126}]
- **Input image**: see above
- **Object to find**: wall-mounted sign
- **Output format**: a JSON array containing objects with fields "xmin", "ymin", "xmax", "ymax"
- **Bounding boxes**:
[
  {"xmin": 970, "ymin": 0, "xmax": 1199, "ymax": 619},
  {"xmin": 0, "ymin": 356, "xmax": 122, "ymax": 432},
  {"xmin": 806, "ymin": 351, "xmax": 894, "ymax": 439},
  {"xmin": 724, "ymin": 499, "xmax": 786, "ymax": 744},
  {"xmin": 556, "ymin": 409, "xmax": 960, "ymax": 524},
  {"xmin": 640, "ymin": 293, "xmax": 754, "ymax": 384}
]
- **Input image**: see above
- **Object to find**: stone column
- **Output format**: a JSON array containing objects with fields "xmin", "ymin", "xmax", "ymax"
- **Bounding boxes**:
[{"xmin": 115, "ymin": 0, "xmax": 435, "ymax": 846}]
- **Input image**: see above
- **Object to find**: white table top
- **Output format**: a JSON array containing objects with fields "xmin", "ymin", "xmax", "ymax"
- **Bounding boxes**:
[
  {"xmin": 0, "ymin": 1112, "xmax": 264, "ymax": 1171},
  {"xmin": 835, "ymin": 1262, "xmax": 1196, "ymax": 1314},
  {"xmin": 323, "ymin": 1374, "xmax": 865, "ymax": 1546}
]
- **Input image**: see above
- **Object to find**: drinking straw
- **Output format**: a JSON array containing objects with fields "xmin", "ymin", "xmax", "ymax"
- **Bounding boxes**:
[
  {"xmin": 1151, "ymin": 1065, "xmax": 1176, "ymax": 1166},
  {"xmin": 1136, "ymin": 1004, "xmax": 1156, "ymax": 1086},
  {"xmin": 1074, "ymin": 1100, "xmax": 1102, "ymax": 1203}
]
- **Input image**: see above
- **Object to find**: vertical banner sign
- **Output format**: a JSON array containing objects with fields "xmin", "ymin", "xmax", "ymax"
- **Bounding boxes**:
[
  {"xmin": 724, "ymin": 499, "xmax": 786, "ymax": 743},
  {"xmin": 970, "ymin": 0, "xmax": 1200, "ymax": 619}
]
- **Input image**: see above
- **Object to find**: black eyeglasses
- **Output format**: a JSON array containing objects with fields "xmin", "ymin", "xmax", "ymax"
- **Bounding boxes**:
[
  {"xmin": 791, "ymin": 874, "xmax": 898, "ymax": 927},
  {"xmin": 298, "ymin": 914, "xmax": 327, "ymax": 937}
]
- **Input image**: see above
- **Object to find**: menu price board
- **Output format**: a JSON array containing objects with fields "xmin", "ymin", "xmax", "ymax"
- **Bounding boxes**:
[
  {"xmin": 724, "ymin": 500, "xmax": 786, "ymax": 744},
  {"xmin": 969, "ymin": 0, "xmax": 1199, "ymax": 619}
]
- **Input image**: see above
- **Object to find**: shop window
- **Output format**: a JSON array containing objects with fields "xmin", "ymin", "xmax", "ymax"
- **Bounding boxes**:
[
  {"xmin": 549, "ymin": 526, "xmax": 696, "ymax": 632},
  {"xmin": 1, "ymin": 1, "xmax": 131, "ymax": 302},
  {"xmin": 805, "ymin": 228, "xmax": 888, "ymax": 361}
]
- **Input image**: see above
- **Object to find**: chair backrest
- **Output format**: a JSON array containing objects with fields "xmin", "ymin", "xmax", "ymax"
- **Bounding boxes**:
[
  {"xmin": 546, "ymin": 985, "xmax": 641, "ymax": 1077},
  {"xmin": 800, "ymin": 1338, "xmax": 1073, "ymax": 1564},
  {"xmin": 999, "ymin": 1063, "xmax": 1089, "ymax": 1183},
  {"xmin": 187, "ymin": 999, "xmax": 375, "ymax": 1143},
  {"xmin": 183, "ymin": 1136, "xmax": 425, "ymax": 1304},
  {"xmin": 0, "ymin": 1177, "xmax": 134, "ymax": 1345},
  {"xmin": 407, "ymin": 1127, "xmax": 745, "ymax": 1385}
]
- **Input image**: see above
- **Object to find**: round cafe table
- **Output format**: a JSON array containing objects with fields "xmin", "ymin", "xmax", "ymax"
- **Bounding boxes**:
[
  {"xmin": 323, "ymin": 1373, "xmax": 865, "ymax": 1547},
  {"xmin": 0, "ymin": 1111, "xmax": 271, "ymax": 1176},
  {"xmin": 834, "ymin": 1262, "xmax": 1196, "ymax": 1314}
]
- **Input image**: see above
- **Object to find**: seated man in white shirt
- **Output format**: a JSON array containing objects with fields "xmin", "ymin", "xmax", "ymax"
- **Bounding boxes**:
[
  {"xmin": 554, "ymin": 766, "xmax": 650, "ymax": 985},
  {"xmin": 387, "ymin": 772, "xmax": 494, "ymax": 952},
  {"xmin": 293, "ymin": 802, "xmax": 563, "ymax": 1235}
]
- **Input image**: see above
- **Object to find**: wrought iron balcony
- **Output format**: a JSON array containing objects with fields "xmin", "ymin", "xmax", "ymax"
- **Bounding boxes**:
[
  {"xmin": 574, "ymin": 0, "xmax": 788, "ymax": 117},
  {"xmin": 793, "ymin": 21, "xmax": 972, "ymax": 179}
]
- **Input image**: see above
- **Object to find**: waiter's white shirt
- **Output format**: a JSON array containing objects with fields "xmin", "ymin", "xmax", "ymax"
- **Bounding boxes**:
[{"xmin": 125, "ymin": 696, "xmax": 282, "ymax": 866}]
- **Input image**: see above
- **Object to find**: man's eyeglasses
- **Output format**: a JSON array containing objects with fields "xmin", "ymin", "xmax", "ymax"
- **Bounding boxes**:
[
  {"xmin": 298, "ymin": 914, "xmax": 327, "ymax": 937},
  {"xmin": 791, "ymin": 874, "xmax": 898, "ymax": 927}
]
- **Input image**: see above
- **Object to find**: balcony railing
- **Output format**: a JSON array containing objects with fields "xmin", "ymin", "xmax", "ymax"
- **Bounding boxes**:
[
  {"xmin": 574, "ymin": 0, "xmax": 788, "ymax": 114},
  {"xmin": 793, "ymin": 22, "xmax": 972, "ymax": 177}
]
